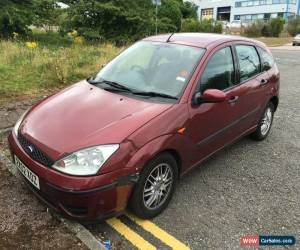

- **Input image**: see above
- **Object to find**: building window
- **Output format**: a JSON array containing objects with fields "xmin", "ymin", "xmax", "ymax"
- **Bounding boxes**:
[
  {"xmin": 258, "ymin": 14, "xmax": 264, "ymax": 19},
  {"xmin": 201, "ymin": 8, "xmax": 213, "ymax": 20},
  {"xmin": 237, "ymin": 13, "xmax": 283, "ymax": 21},
  {"xmin": 235, "ymin": 0, "xmax": 296, "ymax": 8},
  {"xmin": 264, "ymin": 13, "xmax": 271, "ymax": 20}
]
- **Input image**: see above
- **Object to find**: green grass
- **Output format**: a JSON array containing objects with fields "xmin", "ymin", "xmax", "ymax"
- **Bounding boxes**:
[
  {"xmin": 254, "ymin": 37, "xmax": 293, "ymax": 46},
  {"xmin": 0, "ymin": 32, "xmax": 123, "ymax": 106}
]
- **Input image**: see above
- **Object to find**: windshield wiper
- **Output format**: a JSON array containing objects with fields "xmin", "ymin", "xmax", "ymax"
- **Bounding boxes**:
[
  {"xmin": 88, "ymin": 78, "xmax": 178, "ymax": 100},
  {"xmin": 88, "ymin": 79, "xmax": 133, "ymax": 92},
  {"xmin": 132, "ymin": 91, "xmax": 178, "ymax": 100}
]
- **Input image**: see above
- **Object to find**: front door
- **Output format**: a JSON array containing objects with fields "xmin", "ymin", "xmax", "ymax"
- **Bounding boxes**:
[{"xmin": 186, "ymin": 45, "xmax": 242, "ymax": 165}]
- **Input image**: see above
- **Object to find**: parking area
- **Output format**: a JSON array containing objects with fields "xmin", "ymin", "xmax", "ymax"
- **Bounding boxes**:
[{"xmin": 0, "ymin": 49, "xmax": 299, "ymax": 250}]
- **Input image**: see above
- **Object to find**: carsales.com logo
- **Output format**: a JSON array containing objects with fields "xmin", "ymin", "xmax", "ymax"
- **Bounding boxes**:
[{"xmin": 240, "ymin": 236, "xmax": 296, "ymax": 247}]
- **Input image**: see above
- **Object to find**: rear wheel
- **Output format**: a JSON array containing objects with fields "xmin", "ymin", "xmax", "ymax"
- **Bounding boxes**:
[
  {"xmin": 129, "ymin": 153, "xmax": 178, "ymax": 219},
  {"xmin": 250, "ymin": 102, "xmax": 274, "ymax": 141}
]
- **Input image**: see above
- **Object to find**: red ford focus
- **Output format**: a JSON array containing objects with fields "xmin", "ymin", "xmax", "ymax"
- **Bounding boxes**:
[{"xmin": 9, "ymin": 33, "xmax": 279, "ymax": 221}]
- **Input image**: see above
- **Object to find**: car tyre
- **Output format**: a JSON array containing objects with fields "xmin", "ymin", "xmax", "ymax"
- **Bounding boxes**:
[
  {"xmin": 129, "ymin": 153, "xmax": 178, "ymax": 219},
  {"xmin": 250, "ymin": 102, "xmax": 274, "ymax": 141}
]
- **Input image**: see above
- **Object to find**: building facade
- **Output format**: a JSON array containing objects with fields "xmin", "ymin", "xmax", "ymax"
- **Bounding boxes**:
[{"xmin": 188, "ymin": 0, "xmax": 300, "ymax": 22}]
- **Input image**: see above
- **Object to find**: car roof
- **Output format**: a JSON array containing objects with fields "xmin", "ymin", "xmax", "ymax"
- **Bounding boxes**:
[{"xmin": 143, "ymin": 33, "xmax": 265, "ymax": 49}]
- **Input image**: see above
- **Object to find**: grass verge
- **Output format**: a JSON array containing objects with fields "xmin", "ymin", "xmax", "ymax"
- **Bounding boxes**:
[
  {"xmin": 254, "ymin": 37, "xmax": 293, "ymax": 46},
  {"xmin": 0, "ymin": 34, "xmax": 122, "ymax": 107}
]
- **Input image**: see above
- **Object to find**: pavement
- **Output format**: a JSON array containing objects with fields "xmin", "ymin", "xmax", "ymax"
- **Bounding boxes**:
[
  {"xmin": 271, "ymin": 43, "xmax": 300, "ymax": 51},
  {"xmin": 0, "ymin": 100, "xmax": 39, "ymax": 130},
  {"xmin": 0, "ymin": 47, "xmax": 299, "ymax": 250},
  {"xmin": 0, "ymin": 151, "xmax": 89, "ymax": 250}
]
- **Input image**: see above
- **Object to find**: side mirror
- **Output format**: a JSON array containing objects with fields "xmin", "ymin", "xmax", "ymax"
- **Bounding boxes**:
[
  {"xmin": 262, "ymin": 61, "xmax": 271, "ymax": 71},
  {"xmin": 193, "ymin": 89, "xmax": 226, "ymax": 105}
]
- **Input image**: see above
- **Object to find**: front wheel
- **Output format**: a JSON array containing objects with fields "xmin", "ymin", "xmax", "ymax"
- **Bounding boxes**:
[
  {"xmin": 129, "ymin": 153, "xmax": 178, "ymax": 219},
  {"xmin": 250, "ymin": 102, "xmax": 274, "ymax": 141}
]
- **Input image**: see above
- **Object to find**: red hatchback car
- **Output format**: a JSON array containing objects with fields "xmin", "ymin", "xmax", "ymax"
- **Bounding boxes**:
[{"xmin": 9, "ymin": 33, "xmax": 279, "ymax": 221}]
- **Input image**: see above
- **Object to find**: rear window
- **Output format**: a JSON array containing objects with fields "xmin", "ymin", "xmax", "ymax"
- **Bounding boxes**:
[
  {"xmin": 235, "ymin": 45, "xmax": 260, "ymax": 82},
  {"xmin": 257, "ymin": 47, "xmax": 274, "ymax": 72}
]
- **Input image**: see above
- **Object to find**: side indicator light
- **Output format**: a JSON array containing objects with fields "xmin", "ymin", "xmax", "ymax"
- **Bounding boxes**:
[{"xmin": 177, "ymin": 127, "xmax": 186, "ymax": 134}]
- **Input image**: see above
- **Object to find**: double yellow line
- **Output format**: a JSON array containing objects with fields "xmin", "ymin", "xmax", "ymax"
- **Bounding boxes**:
[{"xmin": 106, "ymin": 212, "xmax": 190, "ymax": 250}]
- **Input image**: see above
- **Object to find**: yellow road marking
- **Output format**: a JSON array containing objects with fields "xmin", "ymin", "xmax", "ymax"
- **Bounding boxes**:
[
  {"xmin": 106, "ymin": 218, "xmax": 156, "ymax": 250},
  {"xmin": 126, "ymin": 212, "xmax": 190, "ymax": 250}
]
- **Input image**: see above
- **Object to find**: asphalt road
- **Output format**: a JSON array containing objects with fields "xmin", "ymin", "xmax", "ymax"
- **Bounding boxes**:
[{"xmin": 87, "ymin": 49, "xmax": 300, "ymax": 249}]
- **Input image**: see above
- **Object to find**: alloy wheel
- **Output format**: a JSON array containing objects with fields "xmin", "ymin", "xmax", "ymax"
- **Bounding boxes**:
[
  {"xmin": 143, "ymin": 163, "xmax": 173, "ymax": 210},
  {"xmin": 260, "ymin": 107, "xmax": 273, "ymax": 136}
]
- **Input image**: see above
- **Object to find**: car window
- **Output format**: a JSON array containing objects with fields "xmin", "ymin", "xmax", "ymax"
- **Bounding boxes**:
[
  {"xmin": 236, "ymin": 45, "xmax": 260, "ymax": 82},
  {"xmin": 257, "ymin": 47, "xmax": 274, "ymax": 71},
  {"xmin": 95, "ymin": 41, "xmax": 205, "ymax": 98},
  {"xmin": 200, "ymin": 47, "xmax": 235, "ymax": 93}
]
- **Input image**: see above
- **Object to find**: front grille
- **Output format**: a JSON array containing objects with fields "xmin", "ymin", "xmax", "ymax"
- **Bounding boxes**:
[{"xmin": 18, "ymin": 133, "xmax": 54, "ymax": 167}]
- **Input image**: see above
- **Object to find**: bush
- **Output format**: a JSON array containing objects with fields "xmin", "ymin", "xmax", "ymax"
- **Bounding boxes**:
[
  {"xmin": 200, "ymin": 19, "xmax": 222, "ymax": 33},
  {"xmin": 268, "ymin": 17, "xmax": 284, "ymax": 37},
  {"xmin": 244, "ymin": 17, "xmax": 284, "ymax": 37},
  {"xmin": 287, "ymin": 16, "xmax": 300, "ymax": 36},
  {"xmin": 181, "ymin": 18, "xmax": 199, "ymax": 32},
  {"xmin": 181, "ymin": 18, "xmax": 223, "ymax": 33}
]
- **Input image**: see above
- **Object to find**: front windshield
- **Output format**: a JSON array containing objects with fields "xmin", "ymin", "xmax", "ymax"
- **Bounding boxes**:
[{"xmin": 94, "ymin": 41, "xmax": 205, "ymax": 98}]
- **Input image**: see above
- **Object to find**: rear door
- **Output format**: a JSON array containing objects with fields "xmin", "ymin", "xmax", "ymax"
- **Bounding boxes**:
[{"xmin": 231, "ymin": 43, "xmax": 269, "ymax": 133}]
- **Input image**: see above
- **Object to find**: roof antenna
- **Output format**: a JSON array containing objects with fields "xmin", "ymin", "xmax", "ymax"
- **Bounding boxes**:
[{"xmin": 166, "ymin": 33, "xmax": 174, "ymax": 42}]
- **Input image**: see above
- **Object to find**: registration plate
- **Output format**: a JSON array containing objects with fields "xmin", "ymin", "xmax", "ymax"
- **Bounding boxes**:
[{"xmin": 15, "ymin": 155, "xmax": 40, "ymax": 190}]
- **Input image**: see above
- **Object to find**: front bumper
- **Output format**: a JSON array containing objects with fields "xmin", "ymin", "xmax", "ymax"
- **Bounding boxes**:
[{"xmin": 8, "ymin": 132, "xmax": 138, "ymax": 221}]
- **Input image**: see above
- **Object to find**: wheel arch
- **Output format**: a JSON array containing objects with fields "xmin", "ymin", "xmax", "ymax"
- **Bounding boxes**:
[
  {"xmin": 157, "ymin": 149, "xmax": 182, "ymax": 179},
  {"xmin": 270, "ymin": 96, "xmax": 279, "ymax": 111}
]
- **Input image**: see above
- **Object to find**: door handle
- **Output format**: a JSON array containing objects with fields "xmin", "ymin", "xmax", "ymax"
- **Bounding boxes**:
[
  {"xmin": 260, "ymin": 79, "xmax": 268, "ymax": 86},
  {"xmin": 228, "ymin": 95, "xmax": 239, "ymax": 103}
]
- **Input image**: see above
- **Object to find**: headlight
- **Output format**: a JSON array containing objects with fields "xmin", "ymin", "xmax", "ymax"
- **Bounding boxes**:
[
  {"xmin": 52, "ymin": 144, "xmax": 119, "ymax": 176},
  {"xmin": 13, "ymin": 109, "xmax": 30, "ymax": 136}
]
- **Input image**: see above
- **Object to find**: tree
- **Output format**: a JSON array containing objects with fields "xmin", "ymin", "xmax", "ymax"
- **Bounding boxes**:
[
  {"xmin": 0, "ymin": 0, "xmax": 35, "ymax": 38},
  {"xmin": 181, "ymin": 2, "xmax": 197, "ymax": 19},
  {"xmin": 33, "ymin": 0, "xmax": 62, "ymax": 32},
  {"xmin": 158, "ymin": 0, "xmax": 182, "ymax": 31},
  {"xmin": 62, "ymin": 0, "xmax": 155, "ymax": 43}
]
